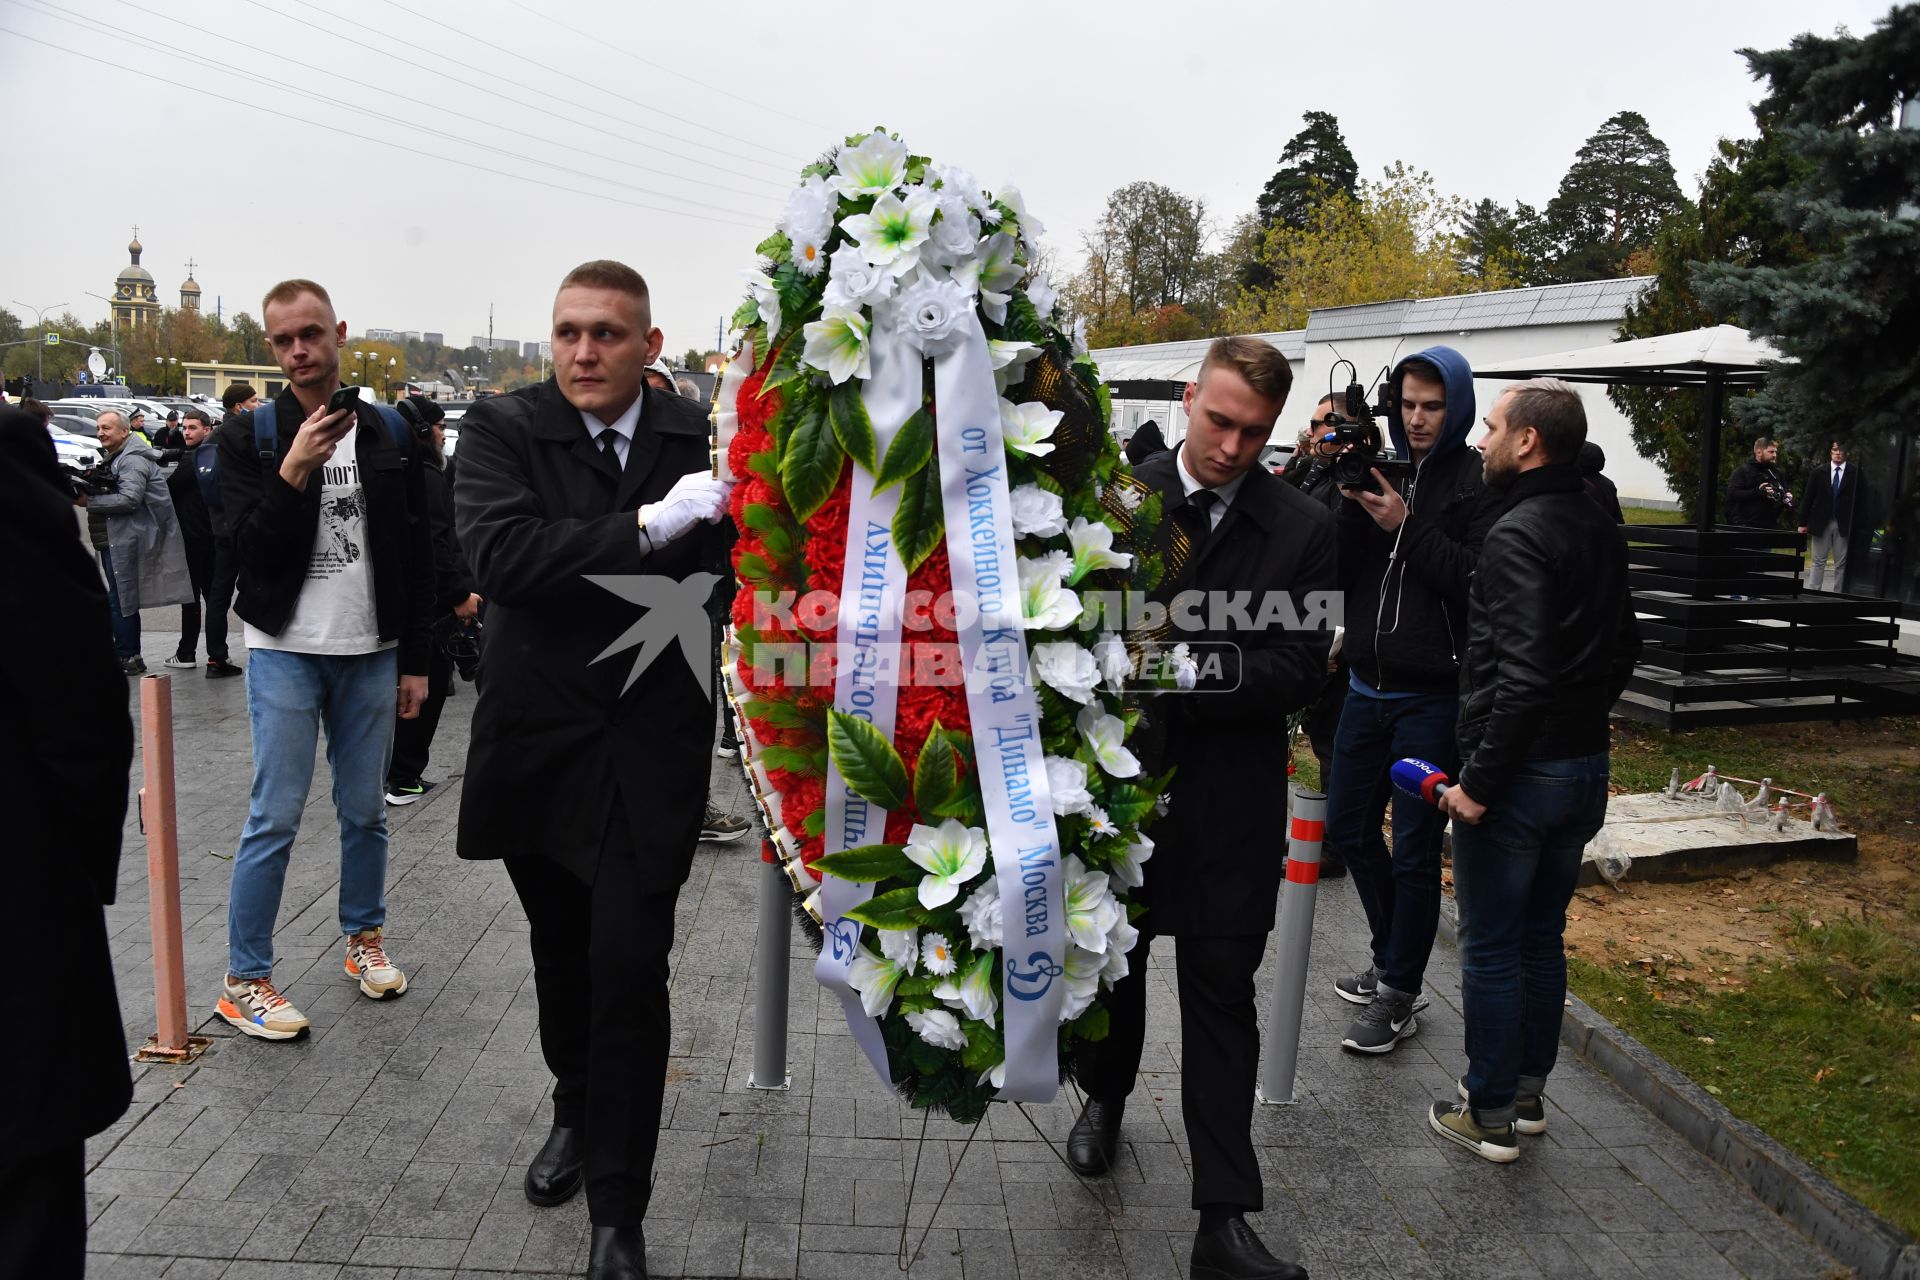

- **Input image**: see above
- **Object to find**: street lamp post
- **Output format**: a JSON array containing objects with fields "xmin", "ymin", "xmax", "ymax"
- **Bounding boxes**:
[
  {"xmin": 11, "ymin": 298, "xmax": 69, "ymax": 384},
  {"xmin": 152, "ymin": 355, "xmax": 179, "ymax": 394}
]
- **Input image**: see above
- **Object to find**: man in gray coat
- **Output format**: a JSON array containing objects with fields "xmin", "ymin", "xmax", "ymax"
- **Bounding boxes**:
[{"xmin": 83, "ymin": 409, "xmax": 192, "ymax": 673}]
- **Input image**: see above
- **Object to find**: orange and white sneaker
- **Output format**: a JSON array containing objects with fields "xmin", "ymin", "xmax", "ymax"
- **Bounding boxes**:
[
  {"xmin": 344, "ymin": 928, "xmax": 408, "ymax": 999},
  {"xmin": 217, "ymin": 977, "xmax": 311, "ymax": 1041}
]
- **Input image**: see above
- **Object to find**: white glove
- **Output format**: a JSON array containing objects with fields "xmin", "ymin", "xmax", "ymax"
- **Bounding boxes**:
[{"xmin": 639, "ymin": 471, "xmax": 732, "ymax": 548}]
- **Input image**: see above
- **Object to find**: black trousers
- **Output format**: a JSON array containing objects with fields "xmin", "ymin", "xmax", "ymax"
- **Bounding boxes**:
[
  {"xmin": 388, "ymin": 644, "xmax": 453, "ymax": 784},
  {"xmin": 0, "ymin": 1141, "xmax": 85, "ymax": 1279},
  {"xmin": 506, "ymin": 841, "xmax": 679, "ymax": 1227},
  {"xmin": 175, "ymin": 535, "xmax": 236, "ymax": 663},
  {"xmin": 1074, "ymin": 929, "xmax": 1269, "ymax": 1211}
]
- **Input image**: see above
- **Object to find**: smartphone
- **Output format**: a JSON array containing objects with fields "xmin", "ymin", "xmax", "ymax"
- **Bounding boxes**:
[{"xmin": 326, "ymin": 386, "xmax": 362, "ymax": 417}]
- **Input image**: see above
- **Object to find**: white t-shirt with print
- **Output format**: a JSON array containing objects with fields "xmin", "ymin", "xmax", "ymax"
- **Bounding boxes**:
[{"xmin": 243, "ymin": 451, "xmax": 394, "ymax": 656}]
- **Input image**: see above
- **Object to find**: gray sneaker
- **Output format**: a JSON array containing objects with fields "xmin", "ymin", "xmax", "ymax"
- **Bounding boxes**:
[
  {"xmin": 1457, "ymin": 1078, "xmax": 1547, "ymax": 1135},
  {"xmin": 1334, "ymin": 965, "xmax": 1430, "ymax": 1013},
  {"xmin": 1341, "ymin": 993, "xmax": 1419, "ymax": 1054},
  {"xmin": 700, "ymin": 802, "xmax": 749, "ymax": 842},
  {"xmin": 1429, "ymin": 1101, "xmax": 1518, "ymax": 1163}
]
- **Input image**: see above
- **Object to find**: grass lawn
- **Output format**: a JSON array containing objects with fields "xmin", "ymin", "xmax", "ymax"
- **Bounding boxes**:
[{"xmin": 1622, "ymin": 504, "xmax": 1688, "ymax": 525}]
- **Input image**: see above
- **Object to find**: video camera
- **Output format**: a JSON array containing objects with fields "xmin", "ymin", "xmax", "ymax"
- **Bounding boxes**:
[
  {"xmin": 1760, "ymin": 478, "xmax": 1794, "ymax": 511},
  {"xmin": 61, "ymin": 459, "xmax": 118, "ymax": 500},
  {"xmin": 1310, "ymin": 361, "xmax": 1416, "ymax": 495}
]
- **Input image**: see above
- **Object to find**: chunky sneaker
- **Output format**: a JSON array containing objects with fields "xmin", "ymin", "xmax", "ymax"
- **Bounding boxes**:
[
  {"xmin": 1334, "ymin": 965, "xmax": 1430, "ymax": 1012},
  {"xmin": 384, "ymin": 778, "xmax": 432, "ymax": 806},
  {"xmin": 701, "ymin": 802, "xmax": 750, "ymax": 842},
  {"xmin": 164, "ymin": 653, "xmax": 196, "ymax": 669},
  {"xmin": 206, "ymin": 658, "xmax": 243, "ymax": 679},
  {"xmin": 716, "ymin": 725, "xmax": 740, "ymax": 759},
  {"xmin": 344, "ymin": 929, "xmax": 408, "ymax": 999},
  {"xmin": 1429, "ymin": 1100, "xmax": 1519, "ymax": 1163},
  {"xmin": 1341, "ymin": 992, "xmax": 1419, "ymax": 1053},
  {"xmin": 217, "ymin": 977, "xmax": 311, "ymax": 1041},
  {"xmin": 1457, "ymin": 1078, "xmax": 1548, "ymax": 1135}
]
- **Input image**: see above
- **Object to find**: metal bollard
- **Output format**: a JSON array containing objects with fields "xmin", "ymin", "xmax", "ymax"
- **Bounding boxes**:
[
  {"xmin": 1257, "ymin": 785, "xmax": 1325, "ymax": 1105},
  {"xmin": 135, "ymin": 675, "xmax": 210, "ymax": 1064},
  {"xmin": 749, "ymin": 856, "xmax": 793, "ymax": 1089}
]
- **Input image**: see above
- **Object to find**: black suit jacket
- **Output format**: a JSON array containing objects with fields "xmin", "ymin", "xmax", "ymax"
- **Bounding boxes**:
[
  {"xmin": 0, "ymin": 411, "xmax": 133, "ymax": 1159},
  {"xmin": 1801, "ymin": 462, "xmax": 1860, "ymax": 534},
  {"xmin": 1131, "ymin": 453, "xmax": 1338, "ymax": 936},
  {"xmin": 453, "ymin": 380, "xmax": 726, "ymax": 887}
]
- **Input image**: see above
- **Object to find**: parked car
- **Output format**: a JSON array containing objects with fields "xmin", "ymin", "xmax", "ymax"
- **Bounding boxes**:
[{"xmin": 48, "ymin": 426, "xmax": 102, "ymax": 470}]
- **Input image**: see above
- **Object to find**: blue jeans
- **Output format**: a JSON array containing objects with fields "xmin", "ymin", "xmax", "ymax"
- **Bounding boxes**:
[
  {"xmin": 1452, "ymin": 752, "xmax": 1610, "ymax": 1125},
  {"xmin": 227, "ymin": 647, "xmax": 399, "ymax": 980},
  {"xmin": 99, "ymin": 548, "xmax": 141, "ymax": 659},
  {"xmin": 1325, "ymin": 690, "xmax": 1459, "ymax": 997}
]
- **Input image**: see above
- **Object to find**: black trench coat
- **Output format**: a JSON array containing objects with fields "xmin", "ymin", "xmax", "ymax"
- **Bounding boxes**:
[
  {"xmin": 1130, "ymin": 451, "xmax": 1338, "ymax": 936},
  {"xmin": 452, "ymin": 380, "xmax": 727, "ymax": 888}
]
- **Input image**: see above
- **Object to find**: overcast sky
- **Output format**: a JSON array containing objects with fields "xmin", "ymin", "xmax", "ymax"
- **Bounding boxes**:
[{"xmin": 0, "ymin": 0, "xmax": 1887, "ymax": 361}]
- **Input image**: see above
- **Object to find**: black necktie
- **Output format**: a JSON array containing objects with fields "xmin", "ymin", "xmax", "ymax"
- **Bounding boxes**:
[
  {"xmin": 1187, "ymin": 488, "xmax": 1219, "ymax": 533},
  {"xmin": 597, "ymin": 427, "xmax": 622, "ymax": 471}
]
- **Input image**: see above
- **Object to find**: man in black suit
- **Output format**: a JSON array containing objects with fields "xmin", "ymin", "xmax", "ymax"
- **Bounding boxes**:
[
  {"xmin": 0, "ymin": 408, "xmax": 134, "ymax": 1276},
  {"xmin": 454, "ymin": 260, "xmax": 730, "ymax": 1280},
  {"xmin": 1068, "ymin": 338, "xmax": 1334, "ymax": 1280},
  {"xmin": 1799, "ymin": 440, "xmax": 1861, "ymax": 592}
]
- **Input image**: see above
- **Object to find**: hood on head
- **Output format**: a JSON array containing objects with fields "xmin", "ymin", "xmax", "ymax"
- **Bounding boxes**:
[
  {"xmin": 1579, "ymin": 440, "xmax": 1605, "ymax": 474},
  {"xmin": 1385, "ymin": 345, "xmax": 1475, "ymax": 462}
]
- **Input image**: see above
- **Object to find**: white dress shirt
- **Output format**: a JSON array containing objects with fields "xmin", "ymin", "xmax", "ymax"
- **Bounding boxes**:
[
  {"xmin": 582, "ymin": 394, "xmax": 644, "ymax": 470},
  {"xmin": 1174, "ymin": 445, "xmax": 1250, "ymax": 531}
]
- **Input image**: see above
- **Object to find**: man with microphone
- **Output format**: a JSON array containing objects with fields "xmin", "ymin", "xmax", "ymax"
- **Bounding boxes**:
[{"xmin": 1424, "ymin": 378, "xmax": 1639, "ymax": 1163}]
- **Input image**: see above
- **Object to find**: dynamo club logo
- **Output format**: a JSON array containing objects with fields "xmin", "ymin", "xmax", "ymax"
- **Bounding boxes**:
[{"xmin": 1004, "ymin": 951, "xmax": 1063, "ymax": 1002}]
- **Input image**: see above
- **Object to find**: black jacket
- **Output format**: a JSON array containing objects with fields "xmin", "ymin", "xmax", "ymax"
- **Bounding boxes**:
[
  {"xmin": 1131, "ymin": 453, "xmax": 1337, "ymax": 935},
  {"xmin": 1801, "ymin": 461, "xmax": 1860, "ymax": 534},
  {"xmin": 453, "ymin": 380, "xmax": 727, "ymax": 887},
  {"xmin": 421, "ymin": 451, "xmax": 476, "ymax": 615},
  {"xmin": 1725, "ymin": 458, "xmax": 1791, "ymax": 528},
  {"xmin": 0, "ymin": 410, "xmax": 133, "ymax": 1159},
  {"xmin": 1339, "ymin": 443, "xmax": 1502, "ymax": 693},
  {"xmin": 215, "ymin": 388, "xmax": 436, "ymax": 675},
  {"xmin": 1456, "ymin": 464, "xmax": 1641, "ymax": 803},
  {"xmin": 165, "ymin": 446, "xmax": 214, "ymax": 544}
]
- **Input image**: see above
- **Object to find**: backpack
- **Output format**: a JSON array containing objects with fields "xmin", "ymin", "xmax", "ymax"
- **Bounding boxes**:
[
  {"xmin": 192, "ymin": 438, "xmax": 224, "ymax": 509},
  {"xmin": 252, "ymin": 398, "xmax": 410, "ymax": 464}
]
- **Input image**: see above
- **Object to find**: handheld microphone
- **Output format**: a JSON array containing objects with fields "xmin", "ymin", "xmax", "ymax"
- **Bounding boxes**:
[{"xmin": 1391, "ymin": 757, "xmax": 1451, "ymax": 807}]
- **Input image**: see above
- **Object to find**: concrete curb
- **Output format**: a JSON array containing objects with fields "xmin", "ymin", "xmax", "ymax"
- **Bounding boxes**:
[{"xmin": 1435, "ymin": 899, "xmax": 1919, "ymax": 1280}]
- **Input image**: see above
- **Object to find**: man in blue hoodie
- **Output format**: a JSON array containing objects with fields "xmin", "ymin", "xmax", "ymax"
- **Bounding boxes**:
[{"xmin": 1327, "ymin": 347, "xmax": 1503, "ymax": 1054}]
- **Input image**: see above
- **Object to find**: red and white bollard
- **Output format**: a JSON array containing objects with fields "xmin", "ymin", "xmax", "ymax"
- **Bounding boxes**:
[{"xmin": 1257, "ymin": 786, "xmax": 1325, "ymax": 1105}]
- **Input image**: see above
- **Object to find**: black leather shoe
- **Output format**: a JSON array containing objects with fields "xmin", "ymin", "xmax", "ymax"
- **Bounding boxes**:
[
  {"xmin": 1065, "ymin": 1098, "xmax": 1124, "ymax": 1176},
  {"xmin": 523, "ymin": 1125, "xmax": 583, "ymax": 1206},
  {"xmin": 586, "ymin": 1225, "xmax": 647, "ymax": 1280},
  {"xmin": 1191, "ymin": 1215, "xmax": 1307, "ymax": 1280}
]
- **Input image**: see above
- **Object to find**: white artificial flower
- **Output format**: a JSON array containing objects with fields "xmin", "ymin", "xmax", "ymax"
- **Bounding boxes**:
[
  {"xmin": 978, "ymin": 1059, "xmax": 1007, "ymax": 1089},
  {"xmin": 1102, "ymin": 914, "xmax": 1138, "ymax": 985},
  {"xmin": 1116, "ymin": 485, "xmax": 1144, "ymax": 512},
  {"xmin": 1091, "ymin": 632, "xmax": 1134, "ymax": 692},
  {"xmin": 926, "ymin": 199, "xmax": 982, "ymax": 267},
  {"xmin": 823, "ymin": 242, "xmax": 896, "ymax": 310},
  {"xmin": 792, "ymin": 230, "xmax": 828, "ymax": 277},
  {"xmin": 1072, "ymin": 316, "xmax": 1089, "ymax": 357},
  {"xmin": 954, "ymin": 232, "xmax": 1023, "ymax": 323},
  {"xmin": 840, "ymin": 188, "xmax": 936, "ymax": 276},
  {"xmin": 999, "ymin": 184, "xmax": 1047, "ymax": 249},
  {"xmin": 1045, "ymin": 755, "xmax": 1096, "ymax": 817},
  {"xmin": 778, "ymin": 174, "xmax": 836, "ymax": 248},
  {"xmin": 1062, "ymin": 854, "xmax": 1121, "ymax": 954},
  {"xmin": 1155, "ymin": 792, "xmax": 1171, "ymax": 817},
  {"xmin": 1000, "ymin": 399, "xmax": 1062, "ymax": 458},
  {"xmin": 879, "ymin": 925, "xmax": 919, "ymax": 975},
  {"xmin": 906, "ymin": 1007, "xmax": 968, "ymax": 1050},
  {"xmin": 1075, "ymin": 705, "xmax": 1140, "ymax": 780},
  {"xmin": 903, "ymin": 818, "xmax": 990, "ymax": 909},
  {"xmin": 988, "ymin": 339, "xmax": 1040, "ymax": 374},
  {"xmin": 1018, "ymin": 552, "xmax": 1082, "ymax": 631},
  {"xmin": 931, "ymin": 163, "xmax": 990, "ymax": 218},
  {"xmin": 1057, "ymin": 945, "xmax": 1102, "ymax": 1022},
  {"xmin": 1066, "ymin": 516, "xmax": 1132, "ymax": 583},
  {"xmin": 936, "ymin": 953, "xmax": 997, "ymax": 1025},
  {"xmin": 1032, "ymin": 641, "xmax": 1099, "ymax": 705},
  {"xmin": 1009, "ymin": 484, "xmax": 1067, "ymax": 538},
  {"xmin": 894, "ymin": 270, "xmax": 974, "ymax": 355},
  {"xmin": 1169, "ymin": 641, "xmax": 1199, "ymax": 691},
  {"xmin": 801, "ymin": 306, "xmax": 871, "ymax": 385},
  {"xmin": 921, "ymin": 931, "xmax": 958, "ymax": 976},
  {"xmin": 957, "ymin": 875, "xmax": 1002, "ymax": 950},
  {"xmin": 1087, "ymin": 806, "xmax": 1119, "ymax": 838},
  {"xmin": 743, "ymin": 269, "xmax": 782, "ymax": 343},
  {"xmin": 1024, "ymin": 271, "xmax": 1059, "ymax": 321},
  {"xmin": 1108, "ymin": 832, "xmax": 1154, "ymax": 890},
  {"xmin": 848, "ymin": 946, "xmax": 905, "ymax": 1018},
  {"xmin": 831, "ymin": 132, "xmax": 908, "ymax": 198}
]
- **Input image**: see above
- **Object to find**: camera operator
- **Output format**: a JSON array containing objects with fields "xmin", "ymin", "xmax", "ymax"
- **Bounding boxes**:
[
  {"xmin": 83, "ymin": 409, "xmax": 193, "ymax": 674},
  {"xmin": 1289, "ymin": 392, "xmax": 1356, "ymax": 877},
  {"xmin": 1725, "ymin": 437, "xmax": 1793, "ymax": 529},
  {"xmin": 1327, "ymin": 348, "xmax": 1503, "ymax": 1056}
]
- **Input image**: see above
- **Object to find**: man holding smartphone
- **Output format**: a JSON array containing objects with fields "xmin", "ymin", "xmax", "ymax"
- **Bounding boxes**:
[{"xmin": 211, "ymin": 279, "xmax": 433, "ymax": 1041}]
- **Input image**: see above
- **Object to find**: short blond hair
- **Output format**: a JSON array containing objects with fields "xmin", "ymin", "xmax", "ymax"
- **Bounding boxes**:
[
  {"xmin": 1500, "ymin": 377, "xmax": 1586, "ymax": 464},
  {"xmin": 262, "ymin": 278, "xmax": 333, "ymax": 317},
  {"xmin": 559, "ymin": 259, "xmax": 651, "ymax": 326},
  {"xmin": 1198, "ymin": 336, "xmax": 1293, "ymax": 403}
]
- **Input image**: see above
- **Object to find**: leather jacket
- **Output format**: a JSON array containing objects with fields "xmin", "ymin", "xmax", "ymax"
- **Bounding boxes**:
[{"xmin": 1456, "ymin": 464, "xmax": 1642, "ymax": 803}]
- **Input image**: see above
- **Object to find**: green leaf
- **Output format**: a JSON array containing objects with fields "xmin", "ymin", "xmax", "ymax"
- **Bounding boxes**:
[
  {"xmin": 827, "ymin": 709, "xmax": 909, "ymax": 810},
  {"xmin": 1004, "ymin": 290, "xmax": 1045, "ymax": 344},
  {"xmin": 1071, "ymin": 1002, "xmax": 1111, "ymax": 1042},
  {"xmin": 736, "ymin": 552, "xmax": 773, "ymax": 583},
  {"xmin": 829, "ymin": 380, "xmax": 878, "ymax": 474},
  {"xmin": 780, "ymin": 396, "xmax": 845, "ymax": 523},
  {"xmin": 811, "ymin": 843, "xmax": 916, "ymax": 883},
  {"xmin": 845, "ymin": 885, "xmax": 923, "ymax": 930},
  {"xmin": 758, "ymin": 744, "xmax": 819, "ymax": 776},
  {"xmin": 892, "ymin": 454, "xmax": 945, "ymax": 572},
  {"xmin": 802, "ymin": 809, "xmax": 826, "ymax": 838},
  {"xmin": 1105, "ymin": 784, "xmax": 1158, "ymax": 826},
  {"xmin": 755, "ymin": 230, "xmax": 792, "ymax": 259},
  {"xmin": 873, "ymin": 405, "xmax": 934, "ymax": 492},
  {"xmin": 913, "ymin": 723, "xmax": 957, "ymax": 818}
]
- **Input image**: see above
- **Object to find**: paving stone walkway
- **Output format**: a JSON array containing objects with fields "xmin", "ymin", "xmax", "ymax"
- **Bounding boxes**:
[{"xmin": 84, "ymin": 625, "xmax": 1843, "ymax": 1279}]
